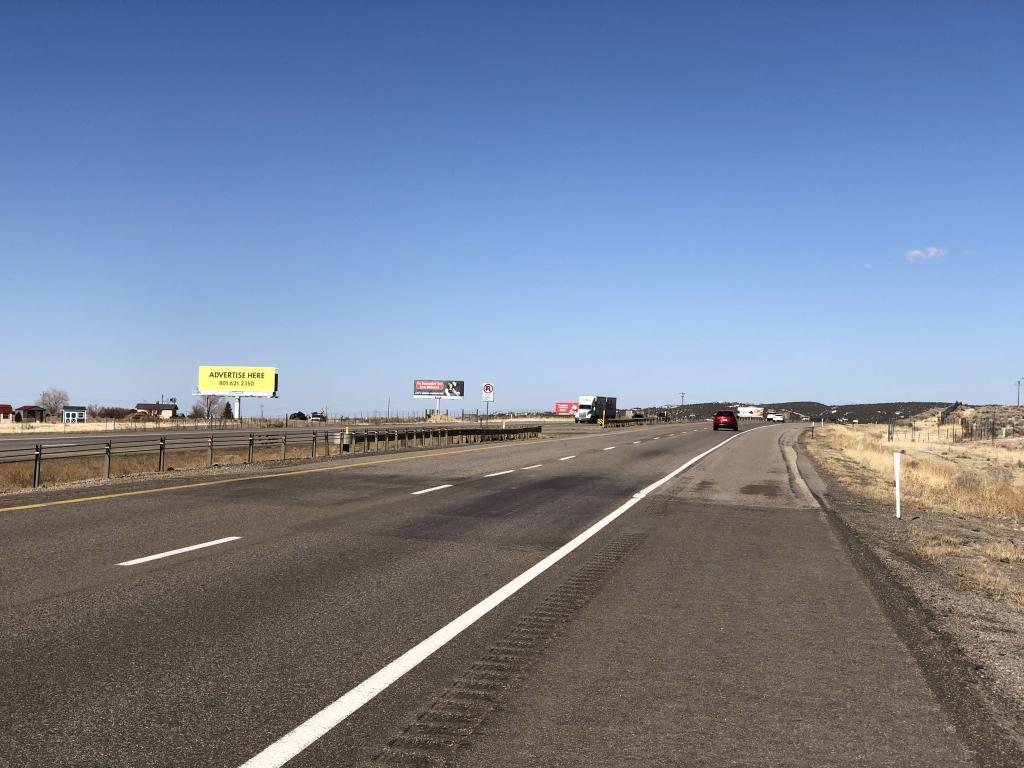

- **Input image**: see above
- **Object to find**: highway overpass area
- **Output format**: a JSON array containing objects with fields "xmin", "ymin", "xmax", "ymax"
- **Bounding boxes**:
[{"xmin": 0, "ymin": 423, "xmax": 987, "ymax": 767}]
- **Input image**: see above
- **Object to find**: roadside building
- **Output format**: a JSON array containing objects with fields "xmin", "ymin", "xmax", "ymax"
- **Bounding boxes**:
[
  {"xmin": 61, "ymin": 405, "xmax": 87, "ymax": 424},
  {"xmin": 0, "ymin": 404, "xmax": 13, "ymax": 422},
  {"xmin": 134, "ymin": 402, "xmax": 179, "ymax": 419},
  {"xmin": 15, "ymin": 405, "xmax": 46, "ymax": 423}
]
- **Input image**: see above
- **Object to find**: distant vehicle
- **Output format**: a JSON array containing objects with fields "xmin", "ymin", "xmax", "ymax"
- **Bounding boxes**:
[
  {"xmin": 766, "ymin": 412, "xmax": 785, "ymax": 423},
  {"xmin": 288, "ymin": 411, "xmax": 308, "ymax": 421},
  {"xmin": 630, "ymin": 409, "xmax": 645, "ymax": 420},
  {"xmin": 576, "ymin": 395, "xmax": 617, "ymax": 424},
  {"xmin": 309, "ymin": 411, "xmax": 327, "ymax": 422},
  {"xmin": 713, "ymin": 410, "xmax": 739, "ymax": 431}
]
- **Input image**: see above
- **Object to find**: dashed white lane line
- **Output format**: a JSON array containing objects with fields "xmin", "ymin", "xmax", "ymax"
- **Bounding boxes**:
[
  {"xmin": 558, "ymin": 455, "xmax": 575, "ymax": 461},
  {"xmin": 484, "ymin": 470, "xmax": 515, "ymax": 478},
  {"xmin": 521, "ymin": 464, "xmax": 543, "ymax": 470},
  {"xmin": 117, "ymin": 536, "xmax": 242, "ymax": 566},
  {"xmin": 652, "ymin": 437, "xmax": 660, "ymax": 440},
  {"xmin": 236, "ymin": 427, "xmax": 761, "ymax": 768},
  {"xmin": 603, "ymin": 446, "xmax": 616, "ymax": 451},
  {"xmin": 632, "ymin": 440, "xmax": 642, "ymax": 444},
  {"xmin": 411, "ymin": 484, "xmax": 453, "ymax": 495}
]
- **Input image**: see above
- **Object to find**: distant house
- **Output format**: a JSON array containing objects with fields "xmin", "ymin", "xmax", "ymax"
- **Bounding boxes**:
[
  {"xmin": 62, "ymin": 405, "xmax": 87, "ymax": 424},
  {"xmin": 134, "ymin": 402, "xmax": 178, "ymax": 419},
  {"xmin": 15, "ymin": 405, "xmax": 46, "ymax": 423},
  {"xmin": 0, "ymin": 404, "xmax": 13, "ymax": 422}
]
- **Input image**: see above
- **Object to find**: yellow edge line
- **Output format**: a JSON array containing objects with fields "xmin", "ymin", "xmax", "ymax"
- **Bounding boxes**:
[{"xmin": 0, "ymin": 423, "xmax": 680, "ymax": 514}]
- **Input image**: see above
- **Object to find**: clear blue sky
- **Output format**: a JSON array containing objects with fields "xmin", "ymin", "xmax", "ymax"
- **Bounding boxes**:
[{"xmin": 2, "ymin": 2, "xmax": 1022, "ymax": 414}]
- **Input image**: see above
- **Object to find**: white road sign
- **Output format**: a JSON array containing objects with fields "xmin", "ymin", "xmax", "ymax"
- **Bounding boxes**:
[{"xmin": 482, "ymin": 382, "xmax": 495, "ymax": 402}]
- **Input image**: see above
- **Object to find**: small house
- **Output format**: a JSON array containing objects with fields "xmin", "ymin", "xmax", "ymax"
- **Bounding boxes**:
[
  {"xmin": 62, "ymin": 405, "xmax": 87, "ymax": 424},
  {"xmin": 15, "ymin": 405, "xmax": 46, "ymax": 423},
  {"xmin": 0, "ymin": 404, "xmax": 13, "ymax": 421},
  {"xmin": 134, "ymin": 402, "xmax": 179, "ymax": 419}
]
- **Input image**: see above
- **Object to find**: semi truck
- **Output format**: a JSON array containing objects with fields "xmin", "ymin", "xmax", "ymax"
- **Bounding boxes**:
[{"xmin": 575, "ymin": 395, "xmax": 617, "ymax": 424}]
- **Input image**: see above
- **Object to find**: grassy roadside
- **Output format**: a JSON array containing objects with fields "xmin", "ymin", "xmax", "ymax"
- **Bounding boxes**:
[{"xmin": 806, "ymin": 424, "xmax": 1024, "ymax": 606}]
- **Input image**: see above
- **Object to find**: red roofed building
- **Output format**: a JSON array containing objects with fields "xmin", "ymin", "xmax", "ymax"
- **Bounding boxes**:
[
  {"xmin": 15, "ymin": 405, "xmax": 46, "ymax": 423},
  {"xmin": 0, "ymin": 404, "xmax": 13, "ymax": 422}
]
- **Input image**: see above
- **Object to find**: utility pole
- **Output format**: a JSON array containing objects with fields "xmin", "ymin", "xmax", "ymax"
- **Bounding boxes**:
[
  {"xmin": 1018, "ymin": 378, "xmax": 1023, "ymax": 407},
  {"xmin": 679, "ymin": 392, "xmax": 686, "ymax": 407}
]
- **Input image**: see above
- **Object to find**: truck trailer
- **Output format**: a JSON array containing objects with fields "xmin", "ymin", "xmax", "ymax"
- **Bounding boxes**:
[{"xmin": 575, "ymin": 395, "xmax": 617, "ymax": 424}]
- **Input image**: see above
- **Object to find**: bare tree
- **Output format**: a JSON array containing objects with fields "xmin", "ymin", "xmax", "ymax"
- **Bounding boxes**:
[
  {"xmin": 191, "ymin": 395, "xmax": 224, "ymax": 418},
  {"xmin": 37, "ymin": 388, "xmax": 70, "ymax": 418}
]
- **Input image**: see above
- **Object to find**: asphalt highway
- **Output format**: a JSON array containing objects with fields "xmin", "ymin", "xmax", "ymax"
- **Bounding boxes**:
[{"xmin": 0, "ymin": 423, "xmax": 981, "ymax": 766}]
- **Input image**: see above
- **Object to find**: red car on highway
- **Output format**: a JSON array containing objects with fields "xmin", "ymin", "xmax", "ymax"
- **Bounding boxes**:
[{"xmin": 713, "ymin": 410, "xmax": 739, "ymax": 431}]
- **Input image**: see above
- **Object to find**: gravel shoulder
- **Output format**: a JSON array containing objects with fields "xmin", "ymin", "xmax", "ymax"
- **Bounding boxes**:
[{"xmin": 796, "ymin": 430, "xmax": 1024, "ymax": 766}]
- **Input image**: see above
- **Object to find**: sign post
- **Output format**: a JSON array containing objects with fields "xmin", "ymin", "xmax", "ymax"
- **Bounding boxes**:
[
  {"xmin": 482, "ymin": 382, "xmax": 494, "ymax": 424},
  {"xmin": 893, "ymin": 452, "xmax": 902, "ymax": 519}
]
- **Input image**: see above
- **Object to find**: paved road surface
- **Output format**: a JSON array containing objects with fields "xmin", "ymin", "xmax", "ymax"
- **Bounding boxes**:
[{"xmin": 0, "ymin": 423, "xmax": 982, "ymax": 766}]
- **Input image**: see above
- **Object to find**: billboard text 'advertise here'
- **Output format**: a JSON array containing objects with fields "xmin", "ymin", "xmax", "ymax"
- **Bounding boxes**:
[{"xmin": 197, "ymin": 366, "xmax": 278, "ymax": 397}]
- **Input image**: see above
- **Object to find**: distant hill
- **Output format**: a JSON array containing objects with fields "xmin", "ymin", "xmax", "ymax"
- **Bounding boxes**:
[{"xmin": 653, "ymin": 401, "xmax": 952, "ymax": 423}]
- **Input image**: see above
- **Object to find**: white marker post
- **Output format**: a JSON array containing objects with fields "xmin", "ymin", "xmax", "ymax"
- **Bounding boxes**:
[{"xmin": 893, "ymin": 452, "xmax": 902, "ymax": 519}]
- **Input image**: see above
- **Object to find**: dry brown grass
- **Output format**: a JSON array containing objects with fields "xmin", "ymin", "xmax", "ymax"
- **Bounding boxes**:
[
  {"xmin": 908, "ymin": 530, "xmax": 964, "ymax": 562},
  {"xmin": 980, "ymin": 540, "xmax": 1024, "ymax": 563},
  {"xmin": 958, "ymin": 563, "xmax": 1024, "ymax": 606},
  {"xmin": 809, "ymin": 425, "xmax": 1024, "ymax": 522}
]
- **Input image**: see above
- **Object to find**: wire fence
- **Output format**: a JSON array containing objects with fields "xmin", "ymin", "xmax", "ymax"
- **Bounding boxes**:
[{"xmin": 0, "ymin": 425, "xmax": 542, "ymax": 491}]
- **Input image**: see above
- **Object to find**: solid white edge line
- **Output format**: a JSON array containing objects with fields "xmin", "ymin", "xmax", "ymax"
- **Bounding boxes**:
[
  {"xmin": 237, "ymin": 427, "xmax": 761, "ymax": 768},
  {"xmin": 558, "ymin": 455, "xmax": 575, "ymax": 461},
  {"xmin": 483, "ymin": 470, "xmax": 515, "ymax": 478},
  {"xmin": 117, "ymin": 536, "xmax": 242, "ymax": 566},
  {"xmin": 521, "ymin": 464, "xmax": 543, "ymax": 470},
  {"xmin": 411, "ymin": 484, "xmax": 453, "ymax": 495}
]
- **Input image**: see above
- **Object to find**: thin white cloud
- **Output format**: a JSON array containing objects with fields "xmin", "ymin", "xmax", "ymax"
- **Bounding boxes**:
[{"xmin": 906, "ymin": 246, "xmax": 944, "ymax": 262}]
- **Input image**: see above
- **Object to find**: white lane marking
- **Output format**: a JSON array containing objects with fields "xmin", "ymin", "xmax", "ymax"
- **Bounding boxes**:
[
  {"xmin": 521, "ymin": 464, "xmax": 543, "ymax": 470},
  {"xmin": 484, "ymin": 470, "xmax": 515, "ymax": 478},
  {"xmin": 632, "ymin": 440, "xmax": 641, "ymax": 444},
  {"xmin": 411, "ymin": 484, "xmax": 453, "ymax": 495},
  {"xmin": 558, "ymin": 455, "xmax": 575, "ymax": 461},
  {"xmin": 603, "ymin": 446, "xmax": 616, "ymax": 451},
  {"xmin": 652, "ymin": 437, "xmax": 660, "ymax": 440},
  {"xmin": 117, "ymin": 536, "xmax": 242, "ymax": 566},
  {"xmin": 237, "ymin": 427, "xmax": 758, "ymax": 768}
]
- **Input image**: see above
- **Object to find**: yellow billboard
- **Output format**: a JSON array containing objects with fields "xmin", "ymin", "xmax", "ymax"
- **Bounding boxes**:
[{"xmin": 197, "ymin": 366, "xmax": 278, "ymax": 397}]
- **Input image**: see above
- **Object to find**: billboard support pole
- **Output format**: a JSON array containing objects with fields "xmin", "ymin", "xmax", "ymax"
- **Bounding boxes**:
[{"xmin": 234, "ymin": 396, "xmax": 241, "ymax": 420}]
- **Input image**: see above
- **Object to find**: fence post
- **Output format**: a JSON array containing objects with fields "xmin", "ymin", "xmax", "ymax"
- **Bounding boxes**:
[
  {"xmin": 311, "ymin": 432, "xmax": 317, "ymax": 458},
  {"xmin": 33, "ymin": 444, "xmax": 42, "ymax": 488},
  {"xmin": 158, "ymin": 436, "xmax": 166, "ymax": 472},
  {"xmin": 248, "ymin": 433, "xmax": 255, "ymax": 463},
  {"xmin": 208, "ymin": 435, "xmax": 214, "ymax": 467},
  {"xmin": 104, "ymin": 440, "xmax": 112, "ymax": 480}
]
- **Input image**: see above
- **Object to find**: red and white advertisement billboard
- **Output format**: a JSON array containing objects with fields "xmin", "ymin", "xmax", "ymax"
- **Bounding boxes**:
[{"xmin": 553, "ymin": 401, "xmax": 578, "ymax": 415}]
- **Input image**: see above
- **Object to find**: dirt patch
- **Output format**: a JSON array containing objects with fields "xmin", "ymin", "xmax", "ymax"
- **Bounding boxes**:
[{"xmin": 740, "ymin": 483, "xmax": 781, "ymax": 497}]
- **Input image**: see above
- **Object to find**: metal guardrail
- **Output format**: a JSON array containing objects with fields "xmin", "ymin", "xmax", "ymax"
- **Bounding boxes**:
[
  {"xmin": 0, "ymin": 426, "xmax": 542, "ymax": 489},
  {"xmin": 601, "ymin": 418, "xmax": 662, "ymax": 428}
]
